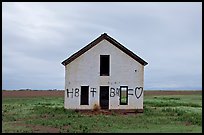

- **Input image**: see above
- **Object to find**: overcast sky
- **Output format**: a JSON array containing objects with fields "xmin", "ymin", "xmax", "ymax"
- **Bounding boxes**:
[{"xmin": 2, "ymin": 2, "xmax": 202, "ymax": 90}]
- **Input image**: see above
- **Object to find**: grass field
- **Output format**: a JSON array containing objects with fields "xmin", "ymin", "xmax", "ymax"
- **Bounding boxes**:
[{"xmin": 2, "ymin": 91, "xmax": 202, "ymax": 133}]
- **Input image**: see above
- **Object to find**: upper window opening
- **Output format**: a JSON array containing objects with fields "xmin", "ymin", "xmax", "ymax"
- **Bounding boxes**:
[{"xmin": 100, "ymin": 55, "xmax": 110, "ymax": 76}]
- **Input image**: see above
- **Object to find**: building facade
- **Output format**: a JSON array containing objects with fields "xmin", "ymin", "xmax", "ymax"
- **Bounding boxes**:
[{"xmin": 61, "ymin": 33, "xmax": 148, "ymax": 111}]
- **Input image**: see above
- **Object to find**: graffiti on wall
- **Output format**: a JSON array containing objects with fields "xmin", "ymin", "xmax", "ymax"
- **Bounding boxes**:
[
  {"xmin": 66, "ymin": 88, "xmax": 79, "ymax": 98},
  {"xmin": 110, "ymin": 87, "xmax": 143, "ymax": 99},
  {"xmin": 66, "ymin": 86, "xmax": 143, "ymax": 99},
  {"xmin": 90, "ymin": 88, "xmax": 97, "ymax": 97}
]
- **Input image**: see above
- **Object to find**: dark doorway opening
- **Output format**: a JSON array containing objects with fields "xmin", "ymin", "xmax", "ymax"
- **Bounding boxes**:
[
  {"xmin": 100, "ymin": 86, "xmax": 109, "ymax": 109},
  {"xmin": 100, "ymin": 55, "xmax": 110, "ymax": 76},
  {"xmin": 80, "ymin": 86, "xmax": 89, "ymax": 105}
]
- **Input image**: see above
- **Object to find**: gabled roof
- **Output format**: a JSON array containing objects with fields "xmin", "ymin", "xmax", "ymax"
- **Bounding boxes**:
[{"xmin": 61, "ymin": 33, "xmax": 148, "ymax": 66}]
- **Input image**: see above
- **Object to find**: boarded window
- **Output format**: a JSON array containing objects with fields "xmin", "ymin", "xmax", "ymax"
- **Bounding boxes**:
[
  {"xmin": 100, "ymin": 55, "xmax": 110, "ymax": 76},
  {"xmin": 120, "ymin": 86, "xmax": 128, "ymax": 105},
  {"xmin": 80, "ymin": 86, "xmax": 89, "ymax": 105}
]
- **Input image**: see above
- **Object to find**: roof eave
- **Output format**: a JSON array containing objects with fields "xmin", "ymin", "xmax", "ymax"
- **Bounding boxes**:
[{"xmin": 61, "ymin": 33, "xmax": 148, "ymax": 66}]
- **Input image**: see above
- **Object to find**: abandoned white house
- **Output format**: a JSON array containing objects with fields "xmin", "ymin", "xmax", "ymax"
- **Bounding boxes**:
[{"xmin": 61, "ymin": 33, "xmax": 148, "ymax": 112}]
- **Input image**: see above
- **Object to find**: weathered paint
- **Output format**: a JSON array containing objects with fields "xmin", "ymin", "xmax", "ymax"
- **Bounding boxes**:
[{"xmin": 64, "ymin": 39, "xmax": 145, "ymax": 110}]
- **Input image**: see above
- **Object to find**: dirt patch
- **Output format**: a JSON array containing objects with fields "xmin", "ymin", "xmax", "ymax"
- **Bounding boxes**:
[
  {"xmin": 14, "ymin": 122, "xmax": 66, "ymax": 133},
  {"xmin": 2, "ymin": 90, "xmax": 64, "ymax": 98},
  {"xmin": 78, "ymin": 110, "xmax": 114, "ymax": 115},
  {"xmin": 76, "ymin": 109, "xmax": 139, "ymax": 116},
  {"xmin": 30, "ymin": 125, "xmax": 60, "ymax": 133},
  {"xmin": 185, "ymin": 122, "xmax": 192, "ymax": 126},
  {"xmin": 14, "ymin": 122, "xmax": 60, "ymax": 133},
  {"xmin": 2, "ymin": 90, "xmax": 202, "ymax": 98},
  {"xmin": 144, "ymin": 91, "xmax": 202, "ymax": 96}
]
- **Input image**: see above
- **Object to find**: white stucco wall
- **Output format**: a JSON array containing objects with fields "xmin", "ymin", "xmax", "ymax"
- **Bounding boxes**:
[{"xmin": 64, "ymin": 39, "xmax": 145, "ymax": 110}]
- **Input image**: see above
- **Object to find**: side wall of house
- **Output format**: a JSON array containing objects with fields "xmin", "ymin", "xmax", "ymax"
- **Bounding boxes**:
[{"xmin": 64, "ymin": 39, "xmax": 144, "ymax": 110}]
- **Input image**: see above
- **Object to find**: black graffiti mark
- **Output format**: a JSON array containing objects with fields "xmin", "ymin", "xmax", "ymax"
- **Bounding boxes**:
[
  {"xmin": 110, "ymin": 88, "xmax": 115, "ymax": 97},
  {"xmin": 67, "ymin": 88, "xmax": 73, "ymax": 98},
  {"xmin": 135, "ymin": 87, "xmax": 143, "ymax": 99},
  {"xmin": 116, "ymin": 88, "xmax": 120, "ymax": 96},
  {"xmin": 128, "ymin": 89, "xmax": 134, "ymax": 95},
  {"xmin": 67, "ymin": 86, "xmax": 144, "ymax": 99},
  {"xmin": 90, "ymin": 88, "xmax": 96, "ymax": 97},
  {"xmin": 67, "ymin": 88, "xmax": 80, "ymax": 98},
  {"xmin": 75, "ymin": 88, "xmax": 79, "ymax": 97},
  {"xmin": 110, "ymin": 88, "xmax": 120, "ymax": 97}
]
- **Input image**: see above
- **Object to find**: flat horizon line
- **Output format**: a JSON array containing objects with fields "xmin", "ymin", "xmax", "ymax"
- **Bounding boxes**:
[{"xmin": 2, "ymin": 89, "xmax": 202, "ymax": 91}]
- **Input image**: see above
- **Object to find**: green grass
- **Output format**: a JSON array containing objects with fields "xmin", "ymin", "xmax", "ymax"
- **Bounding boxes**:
[{"xmin": 2, "ymin": 94, "xmax": 202, "ymax": 133}]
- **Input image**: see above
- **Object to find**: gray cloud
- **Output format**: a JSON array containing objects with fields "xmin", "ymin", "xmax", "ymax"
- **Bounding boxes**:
[{"xmin": 2, "ymin": 2, "xmax": 202, "ymax": 90}]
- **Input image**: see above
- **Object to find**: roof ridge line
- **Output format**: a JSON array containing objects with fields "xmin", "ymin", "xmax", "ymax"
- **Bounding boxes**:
[{"xmin": 61, "ymin": 33, "xmax": 148, "ymax": 66}]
